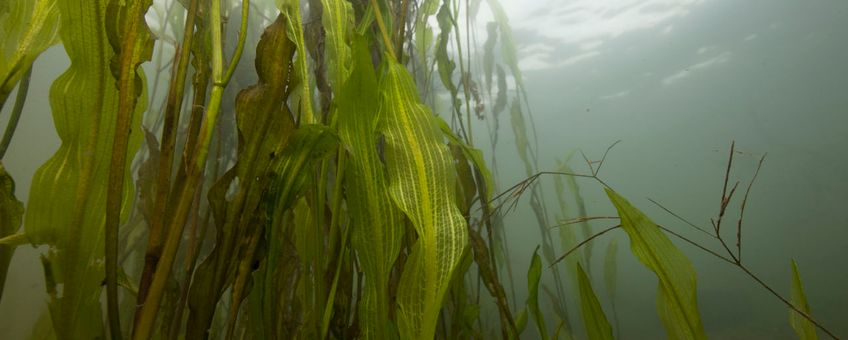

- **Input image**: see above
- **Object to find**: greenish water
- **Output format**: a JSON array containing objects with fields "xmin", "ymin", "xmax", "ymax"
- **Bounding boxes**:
[{"xmin": 476, "ymin": 0, "xmax": 847, "ymax": 338}]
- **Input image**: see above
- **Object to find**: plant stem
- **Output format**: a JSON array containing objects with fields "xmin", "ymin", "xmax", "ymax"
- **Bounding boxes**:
[
  {"xmin": 0, "ymin": 66, "xmax": 31, "ymax": 160},
  {"xmin": 370, "ymin": 0, "xmax": 396, "ymax": 60},
  {"xmin": 132, "ymin": 0, "xmax": 249, "ymax": 337}
]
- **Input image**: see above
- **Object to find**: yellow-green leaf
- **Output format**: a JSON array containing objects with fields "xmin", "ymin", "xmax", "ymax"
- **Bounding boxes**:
[
  {"xmin": 789, "ymin": 259, "xmax": 818, "ymax": 340},
  {"xmin": 605, "ymin": 188, "xmax": 706, "ymax": 340},
  {"xmin": 338, "ymin": 35, "xmax": 403, "ymax": 340},
  {"xmin": 278, "ymin": 0, "xmax": 315, "ymax": 124},
  {"xmin": 379, "ymin": 60, "xmax": 468, "ymax": 340},
  {"xmin": 0, "ymin": 0, "xmax": 60, "ymax": 109},
  {"xmin": 527, "ymin": 246, "xmax": 548, "ymax": 339},
  {"xmin": 577, "ymin": 263, "xmax": 613, "ymax": 340},
  {"xmin": 24, "ymin": 0, "xmax": 144, "ymax": 337},
  {"xmin": 319, "ymin": 0, "xmax": 353, "ymax": 89}
]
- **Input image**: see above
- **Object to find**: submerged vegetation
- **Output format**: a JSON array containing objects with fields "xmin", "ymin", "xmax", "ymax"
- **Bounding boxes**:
[{"xmin": 0, "ymin": 0, "xmax": 842, "ymax": 339}]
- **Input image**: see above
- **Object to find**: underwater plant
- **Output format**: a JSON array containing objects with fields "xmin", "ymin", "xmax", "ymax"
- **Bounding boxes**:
[{"xmin": 0, "ymin": 0, "xmax": 843, "ymax": 339}]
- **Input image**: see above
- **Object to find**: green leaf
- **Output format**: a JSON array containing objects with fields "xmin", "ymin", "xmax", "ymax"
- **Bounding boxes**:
[
  {"xmin": 0, "ymin": 0, "xmax": 60, "ymax": 109},
  {"xmin": 527, "ymin": 246, "xmax": 548, "ymax": 339},
  {"xmin": 414, "ymin": 0, "xmax": 439, "ymax": 72},
  {"xmin": 0, "ymin": 163, "xmax": 24, "ymax": 300},
  {"xmin": 319, "ymin": 0, "xmax": 354, "ymax": 89},
  {"xmin": 482, "ymin": 22, "xmax": 498, "ymax": 95},
  {"xmin": 603, "ymin": 237, "xmax": 620, "ymax": 336},
  {"xmin": 278, "ymin": 0, "xmax": 316, "ymax": 124},
  {"xmin": 789, "ymin": 259, "xmax": 817, "ymax": 340},
  {"xmin": 605, "ymin": 188, "xmax": 706, "ymax": 340},
  {"xmin": 515, "ymin": 308, "xmax": 528, "ymax": 335},
  {"xmin": 485, "ymin": 0, "xmax": 525, "ymax": 92},
  {"xmin": 338, "ymin": 35, "xmax": 404, "ymax": 340},
  {"xmin": 379, "ymin": 60, "xmax": 468, "ymax": 340},
  {"xmin": 577, "ymin": 263, "xmax": 614, "ymax": 340},
  {"xmin": 186, "ymin": 15, "xmax": 297, "ymax": 337},
  {"xmin": 435, "ymin": 0, "xmax": 457, "ymax": 96},
  {"xmin": 437, "ymin": 117, "xmax": 494, "ymax": 198},
  {"xmin": 24, "ymin": 0, "xmax": 144, "ymax": 337},
  {"xmin": 509, "ymin": 99, "xmax": 533, "ymax": 176}
]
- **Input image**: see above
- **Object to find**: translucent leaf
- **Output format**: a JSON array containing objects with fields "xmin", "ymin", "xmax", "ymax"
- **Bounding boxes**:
[
  {"xmin": 605, "ymin": 188, "xmax": 706, "ymax": 340},
  {"xmin": 338, "ymin": 35, "xmax": 404, "ymax": 340},
  {"xmin": 319, "ymin": 0, "xmax": 353, "ymax": 88},
  {"xmin": 0, "ymin": 0, "xmax": 60, "ymax": 109},
  {"xmin": 577, "ymin": 263, "xmax": 613, "ymax": 340},
  {"xmin": 23, "ymin": 0, "xmax": 146, "ymax": 337},
  {"xmin": 278, "ymin": 0, "xmax": 315, "ymax": 124},
  {"xmin": 527, "ymin": 246, "xmax": 548, "ymax": 339},
  {"xmin": 789, "ymin": 259, "xmax": 818, "ymax": 340},
  {"xmin": 482, "ymin": 22, "xmax": 498, "ymax": 95},
  {"xmin": 379, "ymin": 60, "xmax": 468, "ymax": 340}
]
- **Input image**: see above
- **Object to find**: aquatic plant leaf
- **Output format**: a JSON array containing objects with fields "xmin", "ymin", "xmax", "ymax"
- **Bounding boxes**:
[
  {"xmin": 553, "ymin": 160, "xmax": 580, "ymax": 281},
  {"xmin": 319, "ymin": 0, "xmax": 353, "ymax": 88},
  {"xmin": 186, "ymin": 15, "xmax": 297, "ymax": 337},
  {"xmin": 0, "ymin": 0, "xmax": 60, "ymax": 109},
  {"xmin": 527, "ymin": 246, "xmax": 548, "ymax": 339},
  {"xmin": 435, "ymin": 0, "xmax": 458, "ymax": 97},
  {"xmin": 515, "ymin": 308, "xmax": 528, "ymax": 335},
  {"xmin": 789, "ymin": 259, "xmax": 818, "ymax": 340},
  {"xmin": 509, "ymin": 99, "xmax": 533, "ymax": 176},
  {"xmin": 603, "ymin": 237, "xmax": 620, "ymax": 336},
  {"xmin": 379, "ymin": 60, "xmax": 468, "ymax": 340},
  {"xmin": 605, "ymin": 188, "xmax": 706, "ymax": 340},
  {"xmin": 0, "ymin": 163, "xmax": 23, "ymax": 300},
  {"xmin": 23, "ymin": 0, "xmax": 145, "ymax": 337},
  {"xmin": 576, "ymin": 263, "xmax": 614, "ymax": 340},
  {"xmin": 564, "ymin": 162, "xmax": 594, "ymax": 273},
  {"xmin": 437, "ymin": 117, "xmax": 494, "ymax": 197},
  {"xmin": 338, "ymin": 35, "xmax": 404, "ymax": 340},
  {"xmin": 493, "ymin": 66, "xmax": 507, "ymax": 116},
  {"xmin": 414, "ymin": 0, "xmax": 439, "ymax": 72},
  {"xmin": 485, "ymin": 0, "xmax": 525, "ymax": 91},
  {"xmin": 278, "ymin": 0, "xmax": 316, "ymax": 124},
  {"xmin": 482, "ymin": 22, "xmax": 498, "ymax": 95},
  {"xmin": 468, "ymin": 228, "xmax": 518, "ymax": 338}
]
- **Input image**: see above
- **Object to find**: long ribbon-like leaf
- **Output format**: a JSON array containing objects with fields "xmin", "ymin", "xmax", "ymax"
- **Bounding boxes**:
[
  {"xmin": 379, "ymin": 60, "xmax": 468, "ymax": 340},
  {"xmin": 278, "ymin": 0, "xmax": 315, "ymax": 124},
  {"xmin": 338, "ymin": 35, "xmax": 404, "ymax": 339},
  {"xmin": 25, "ymin": 0, "xmax": 144, "ymax": 337},
  {"xmin": 605, "ymin": 188, "xmax": 706, "ymax": 340},
  {"xmin": 577, "ymin": 263, "xmax": 614, "ymax": 340},
  {"xmin": 319, "ymin": 0, "xmax": 353, "ymax": 89}
]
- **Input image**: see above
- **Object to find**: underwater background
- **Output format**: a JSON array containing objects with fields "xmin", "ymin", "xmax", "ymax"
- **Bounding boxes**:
[{"xmin": 1, "ymin": 0, "xmax": 846, "ymax": 339}]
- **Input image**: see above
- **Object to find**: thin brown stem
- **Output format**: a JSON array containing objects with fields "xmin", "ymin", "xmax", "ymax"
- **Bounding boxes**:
[
  {"xmin": 737, "ymin": 153, "xmax": 766, "ymax": 263},
  {"xmin": 550, "ymin": 216, "xmax": 619, "ymax": 229},
  {"xmin": 736, "ymin": 265, "xmax": 840, "ymax": 340},
  {"xmin": 549, "ymin": 225, "xmax": 621, "ymax": 268},
  {"xmin": 647, "ymin": 198, "xmax": 713, "ymax": 237}
]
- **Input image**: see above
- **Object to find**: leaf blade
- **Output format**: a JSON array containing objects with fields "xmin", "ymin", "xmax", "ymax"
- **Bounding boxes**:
[
  {"xmin": 379, "ymin": 60, "xmax": 468, "ymax": 340},
  {"xmin": 605, "ymin": 188, "xmax": 706, "ymax": 340}
]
